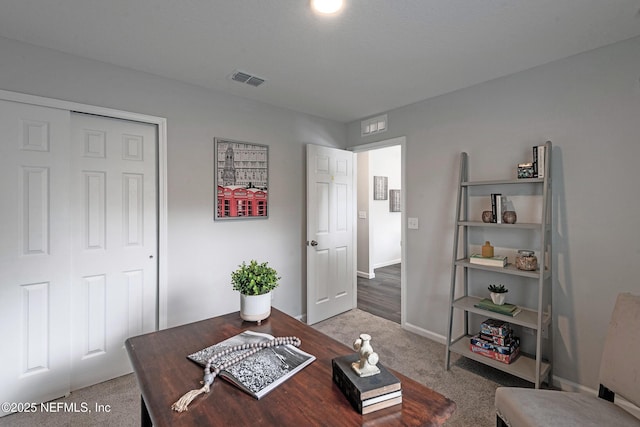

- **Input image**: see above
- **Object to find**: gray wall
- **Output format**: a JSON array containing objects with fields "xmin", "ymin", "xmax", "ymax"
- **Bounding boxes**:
[
  {"xmin": 0, "ymin": 36, "xmax": 347, "ymax": 327},
  {"xmin": 348, "ymin": 35, "xmax": 640, "ymax": 390}
]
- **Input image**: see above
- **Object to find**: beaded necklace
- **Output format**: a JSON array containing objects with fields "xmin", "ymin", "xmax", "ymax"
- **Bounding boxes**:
[{"xmin": 172, "ymin": 336, "xmax": 301, "ymax": 412}]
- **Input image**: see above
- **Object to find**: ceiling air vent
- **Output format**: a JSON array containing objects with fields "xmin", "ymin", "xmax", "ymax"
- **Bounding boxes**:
[{"xmin": 229, "ymin": 70, "xmax": 266, "ymax": 87}]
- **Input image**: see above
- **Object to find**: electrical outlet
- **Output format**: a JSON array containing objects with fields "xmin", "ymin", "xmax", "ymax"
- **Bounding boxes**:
[{"xmin": 541, "ymin": 325, "xmax": 549, "ymax": 339}]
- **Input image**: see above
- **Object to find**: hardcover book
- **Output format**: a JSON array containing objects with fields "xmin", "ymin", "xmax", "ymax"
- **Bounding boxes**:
[
  {"xmin": 469, "ymin": 254, "xmax": 508, "ymax": 267},
  {"xmin": 474, "ymin": 298, "xmax": 521, "ymax": 317},
  {"xmin": 332, "ymin": 353, "xmax": 402, "ymax": 413},
  {"xmin": 187, "ymin": 330, "xmax": 316, "ymax": 399},
  {"xmin": 360, "ymin": 391, "xmax": 403, "ymax": 415}
]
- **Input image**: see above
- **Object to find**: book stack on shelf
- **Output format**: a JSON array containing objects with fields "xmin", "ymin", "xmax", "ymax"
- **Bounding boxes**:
[
  {"xmin": 490, "ymin": 193, "xmax": 503, "ymax": 223},
  {"xmin": 518, "ymin": 143, "xmax": 547, "ymax": 179},
  {"xmin": 469, "ymin": 253, "xmax": 507, "ymax": 267},
  {"xmin": 469, "ymin": 319, "xmax": 520, "ymax": 364},
  {"xmin": 474, "ymin": 298, "xmax": 521, "ymax": 317},
  {"xmin": 533, "ymin": 144, "xmax": 546, "ymax": 178},
  {"xmin": 332, "ymin": 353, "xmax": 402, "ymax": 415}
]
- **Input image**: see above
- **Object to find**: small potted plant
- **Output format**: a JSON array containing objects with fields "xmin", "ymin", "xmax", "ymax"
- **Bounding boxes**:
[
  {"xmin": 488, "ymin": 284, "xmax": 508, "ymax": 305},
  {"xmin": 231, "ymin": 260, "xmax": 280, "ymax": 324}
]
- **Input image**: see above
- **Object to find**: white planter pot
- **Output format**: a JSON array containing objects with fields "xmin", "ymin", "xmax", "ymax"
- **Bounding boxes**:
[
  {"xmin": 240, "ymin": 292, "xmax": 272, "ymax": 324},
  {"xmin": 490, "ymin": 292, "xmax": 506, "ymax": 305}
]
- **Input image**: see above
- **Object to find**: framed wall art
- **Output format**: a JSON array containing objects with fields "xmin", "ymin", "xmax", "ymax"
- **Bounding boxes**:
[
  {"xmin": 214, "ymin": 137, "xmax": 269, "ymax": 220},
  {"xmin": 389, "ymin": 189, "xmax": 401, "ymax": 212},
  {"xmin": 373, "ymin": 176, "xmax": 388, "ymax": 200}
]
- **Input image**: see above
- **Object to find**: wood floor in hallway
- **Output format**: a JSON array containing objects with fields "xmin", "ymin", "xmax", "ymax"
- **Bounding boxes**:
[{"xmin": 357, "ymin": 263, "xmax": 401, "ymax": 324}]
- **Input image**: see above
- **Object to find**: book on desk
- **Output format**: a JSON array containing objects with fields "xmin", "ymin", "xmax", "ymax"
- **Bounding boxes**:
[
  {"xmin": 332, "ymin": 353, "xmax": 402, "ymax": 414},
  {"xmin": 187, "ymin": 330, "xmax": 315, "ymax": 399}
]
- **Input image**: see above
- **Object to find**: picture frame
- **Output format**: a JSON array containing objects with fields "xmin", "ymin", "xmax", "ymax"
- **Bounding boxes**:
[
  {"xmin": 214, "ymin": 137, "xmax": 269, "ymax": 220},
  {"xmin": 373, "ymin": 176, "xmax": 388, "ymax": 200},
  {"xmin": 389, "ymin": 189, "xmax": 401, "ymax": 212}
]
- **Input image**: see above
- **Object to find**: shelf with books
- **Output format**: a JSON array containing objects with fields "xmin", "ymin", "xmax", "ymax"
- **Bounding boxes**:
[
  {"xmin": 445, "ymin": 141, "xmax": 552, "ymax": 389},
  {"xmin": 457, "ymin": 221, "xmax": 544, "ymax": 230},
  {"xmin": 448, "ymin": 336, "xmax": 551, "ymax": 385},
  {"xmin": 455, "ymin": 259, "xmax": 550, "ymax": 279},
  {"xmin": 461, "ymin": 178, "xmax": 544, "ymax": 186},
  {"xmin": 452, "ymin": 296, "xmax": 550, "ymax": 329}
]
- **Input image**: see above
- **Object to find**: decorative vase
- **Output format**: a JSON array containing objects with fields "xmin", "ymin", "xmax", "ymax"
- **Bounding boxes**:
[
  {"xmin": 240, "ymin": 292, "xmax": 272, "ymax": 324},
  {"xmin": 490, "ymin": 292, "xmax": 506, "ymax": 305},
  {"xmin": 482, "ymin": 211, "xmax": 494, "ymax": 223},
  {"xmin": 482, "ymin": 241, "xmax": 494, "ymax": 258},
  {"xmin": 502, "ymin": 210, "xmax": 517, "ymax": 224}
]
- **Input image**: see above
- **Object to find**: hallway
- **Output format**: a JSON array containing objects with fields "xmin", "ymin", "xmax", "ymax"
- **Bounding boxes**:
[{"xmin": 357, "ymin": 264, "xmax": 401, "ymax": 324}]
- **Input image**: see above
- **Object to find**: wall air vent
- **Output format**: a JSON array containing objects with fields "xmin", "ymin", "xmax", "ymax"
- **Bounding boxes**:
[
  {"xmin": 361, "ymin": 114, "xmax": 388, "ymax": 137},
  {"xmin": 229, "ymin": 70, "xmax": 266, "ymax": 87}
]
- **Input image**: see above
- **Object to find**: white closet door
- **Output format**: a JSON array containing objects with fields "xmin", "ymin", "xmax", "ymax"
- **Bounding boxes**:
[
  {"xmin": 70, "ymin": 113, "xmax": 157, "ymax": 390},
  {"xmin": 0, "ymin": 100, "xmax": 72, "ymax": 414}
]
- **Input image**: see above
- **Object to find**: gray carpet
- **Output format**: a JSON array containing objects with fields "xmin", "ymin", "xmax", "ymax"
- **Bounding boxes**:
[{"xmin": 0, "ymin": 309, "xmax": 531, "ymax": 426}]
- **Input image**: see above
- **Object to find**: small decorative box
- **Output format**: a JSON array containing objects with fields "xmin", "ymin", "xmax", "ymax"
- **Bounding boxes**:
[{"xmin": 517, "ymin": 163, "xmax": 534, "ymax": 179}]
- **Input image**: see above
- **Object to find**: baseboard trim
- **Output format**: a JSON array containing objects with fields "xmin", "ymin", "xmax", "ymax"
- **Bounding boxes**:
[
  {"xmin": 402, "ymin": 322, "xmax": 447, "ymax": 345},
  {"xmin": 357, "ymin": 270, "xmax": 374, "ymax": 279},
  {"xmin": 372, "ymin": 259, "xmax": 401, "ymax": 269}
]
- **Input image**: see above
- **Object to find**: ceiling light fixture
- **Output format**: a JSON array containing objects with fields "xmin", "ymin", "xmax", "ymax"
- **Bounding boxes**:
[{"xmin": 311, "ymin": 0, "xmax": 344, "ymax": 14}]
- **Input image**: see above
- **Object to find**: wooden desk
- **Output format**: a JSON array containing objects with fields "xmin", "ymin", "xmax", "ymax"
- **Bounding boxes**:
[{"xmin": 125, "ymin": 308, "xmax": 455, "ymax": 426}]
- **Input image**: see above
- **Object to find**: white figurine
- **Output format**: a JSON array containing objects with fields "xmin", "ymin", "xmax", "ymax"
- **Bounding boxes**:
[{"xmin": 351, "ymin": 333, "xmax": 380, "ymax": 377}]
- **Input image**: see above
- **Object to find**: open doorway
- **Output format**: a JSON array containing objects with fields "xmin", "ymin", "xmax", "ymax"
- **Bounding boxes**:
[{"xmin": 351, "ymin": 138, "xmax": 405, "ymax": 324}]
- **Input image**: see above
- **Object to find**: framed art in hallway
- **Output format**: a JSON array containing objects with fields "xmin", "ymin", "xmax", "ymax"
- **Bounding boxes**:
[
  {"xmin": 214, "ymin": 137, "xmax": 269, "ymax": 220},
  {"xmin": 373, "ymin": 176, "xmax": 388, "ymax": 200},
  {"xmin": 389, "ymin": 189, "xmax": 401, "ymax": 212}
]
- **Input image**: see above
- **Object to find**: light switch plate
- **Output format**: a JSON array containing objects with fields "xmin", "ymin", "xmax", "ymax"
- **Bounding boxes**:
[{"xmin": 408, "ymin": 217, "xmax": 419, "ymax": 229}]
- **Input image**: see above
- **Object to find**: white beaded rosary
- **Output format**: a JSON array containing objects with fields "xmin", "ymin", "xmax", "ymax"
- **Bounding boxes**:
[{"xmin": 171, "ymin": 336, "xmax": 302, "ymax": 412}]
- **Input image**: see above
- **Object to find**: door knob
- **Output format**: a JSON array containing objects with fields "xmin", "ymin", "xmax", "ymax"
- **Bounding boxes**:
[{"xmin": 309, "ymin": 240, "xmax": 318, "ymax": 247}]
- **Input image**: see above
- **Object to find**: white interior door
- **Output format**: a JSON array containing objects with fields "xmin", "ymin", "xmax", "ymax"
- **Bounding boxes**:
[
  {"xmin": 70, "ymin": 113, "xmax": 157, "ymax": 390},
  {"xmin": 306, "ymin": 144, "xmax": 356, "ymax": 325},
  {"xmin": 0, "ymin": 100, "xmax": 72, "ymax": 414}
]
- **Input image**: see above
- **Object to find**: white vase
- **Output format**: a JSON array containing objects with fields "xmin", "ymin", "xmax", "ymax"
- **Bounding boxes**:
[
  {"xmin": 240, "ymin": 292, "xmax": 272, "ymax": 324},
  {"xmin": 490, "ymin": 292, "xmax": 506, "ymax": 305}
]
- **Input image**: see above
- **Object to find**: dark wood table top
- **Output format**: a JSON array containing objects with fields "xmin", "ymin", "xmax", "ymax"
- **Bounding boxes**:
[{"xmin": 125, "ymin": 308, "xmax": 455, "ymax": 426}]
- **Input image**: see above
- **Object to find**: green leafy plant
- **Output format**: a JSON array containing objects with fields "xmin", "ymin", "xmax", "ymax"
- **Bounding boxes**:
[
  {"xmin": 488, "ymin": 284, "xmax": 508, "ymax": 294},
  {"xmin": 231, "ymin": 260, "xmax": 281, "ymax": 296}
]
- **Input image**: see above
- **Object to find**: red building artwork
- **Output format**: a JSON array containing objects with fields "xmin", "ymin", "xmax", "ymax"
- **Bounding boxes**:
[
  {"xmin": 214, "ymin": 137, "xmax": 268, "ymax": 220},
  {"xmin": 217, "ymin": 185, "xmax": 268, "ymax": 218}
]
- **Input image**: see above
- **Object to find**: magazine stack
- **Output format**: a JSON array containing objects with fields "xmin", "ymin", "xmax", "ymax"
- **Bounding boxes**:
[{"xmin": 469, "ymin": 319, "xmax": 520, "ymax": 364}]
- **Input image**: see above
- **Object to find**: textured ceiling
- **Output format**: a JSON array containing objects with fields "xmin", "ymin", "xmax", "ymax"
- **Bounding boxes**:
[{"xmin": 1, "ymin": 1, "xmax": 640, "ymax": 122}]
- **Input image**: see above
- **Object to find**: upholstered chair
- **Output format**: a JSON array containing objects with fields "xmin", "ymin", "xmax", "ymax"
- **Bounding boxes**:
[{"xmin": 494, "ymin": 292, "xmax": 640, "ymax": 426}]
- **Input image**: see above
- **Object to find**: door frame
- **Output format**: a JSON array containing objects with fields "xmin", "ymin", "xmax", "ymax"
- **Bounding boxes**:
[
  {"xmin": 348, "ymin": 136, "xmax": 406, "ymax": 326},
  {"xmin": 0, "ymin": 89, "xmax": 169, "ymax": 329}
]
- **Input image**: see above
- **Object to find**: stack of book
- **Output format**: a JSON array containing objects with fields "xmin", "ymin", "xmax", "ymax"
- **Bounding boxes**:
[
  {"xmin": 490, "ymin": 193, "xmax": 503, "ymax": 223},
  {"xmin": 474, "ymin": 298, "xmax": 521, "ymax": 317},
  {"xmin": 469, "ymin": 253, "xmax": 508, "ymax": 267},
  {"xmin": 533, "ymin": 144, "xmax": 546, "ymax": 178},
  {"xmin": 332, "ymin": 353, "xmax": 402, "ymax": 414},
  {"xmin": 469, "ymin": 319, "xmax": 520, "ymax": 364}
]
